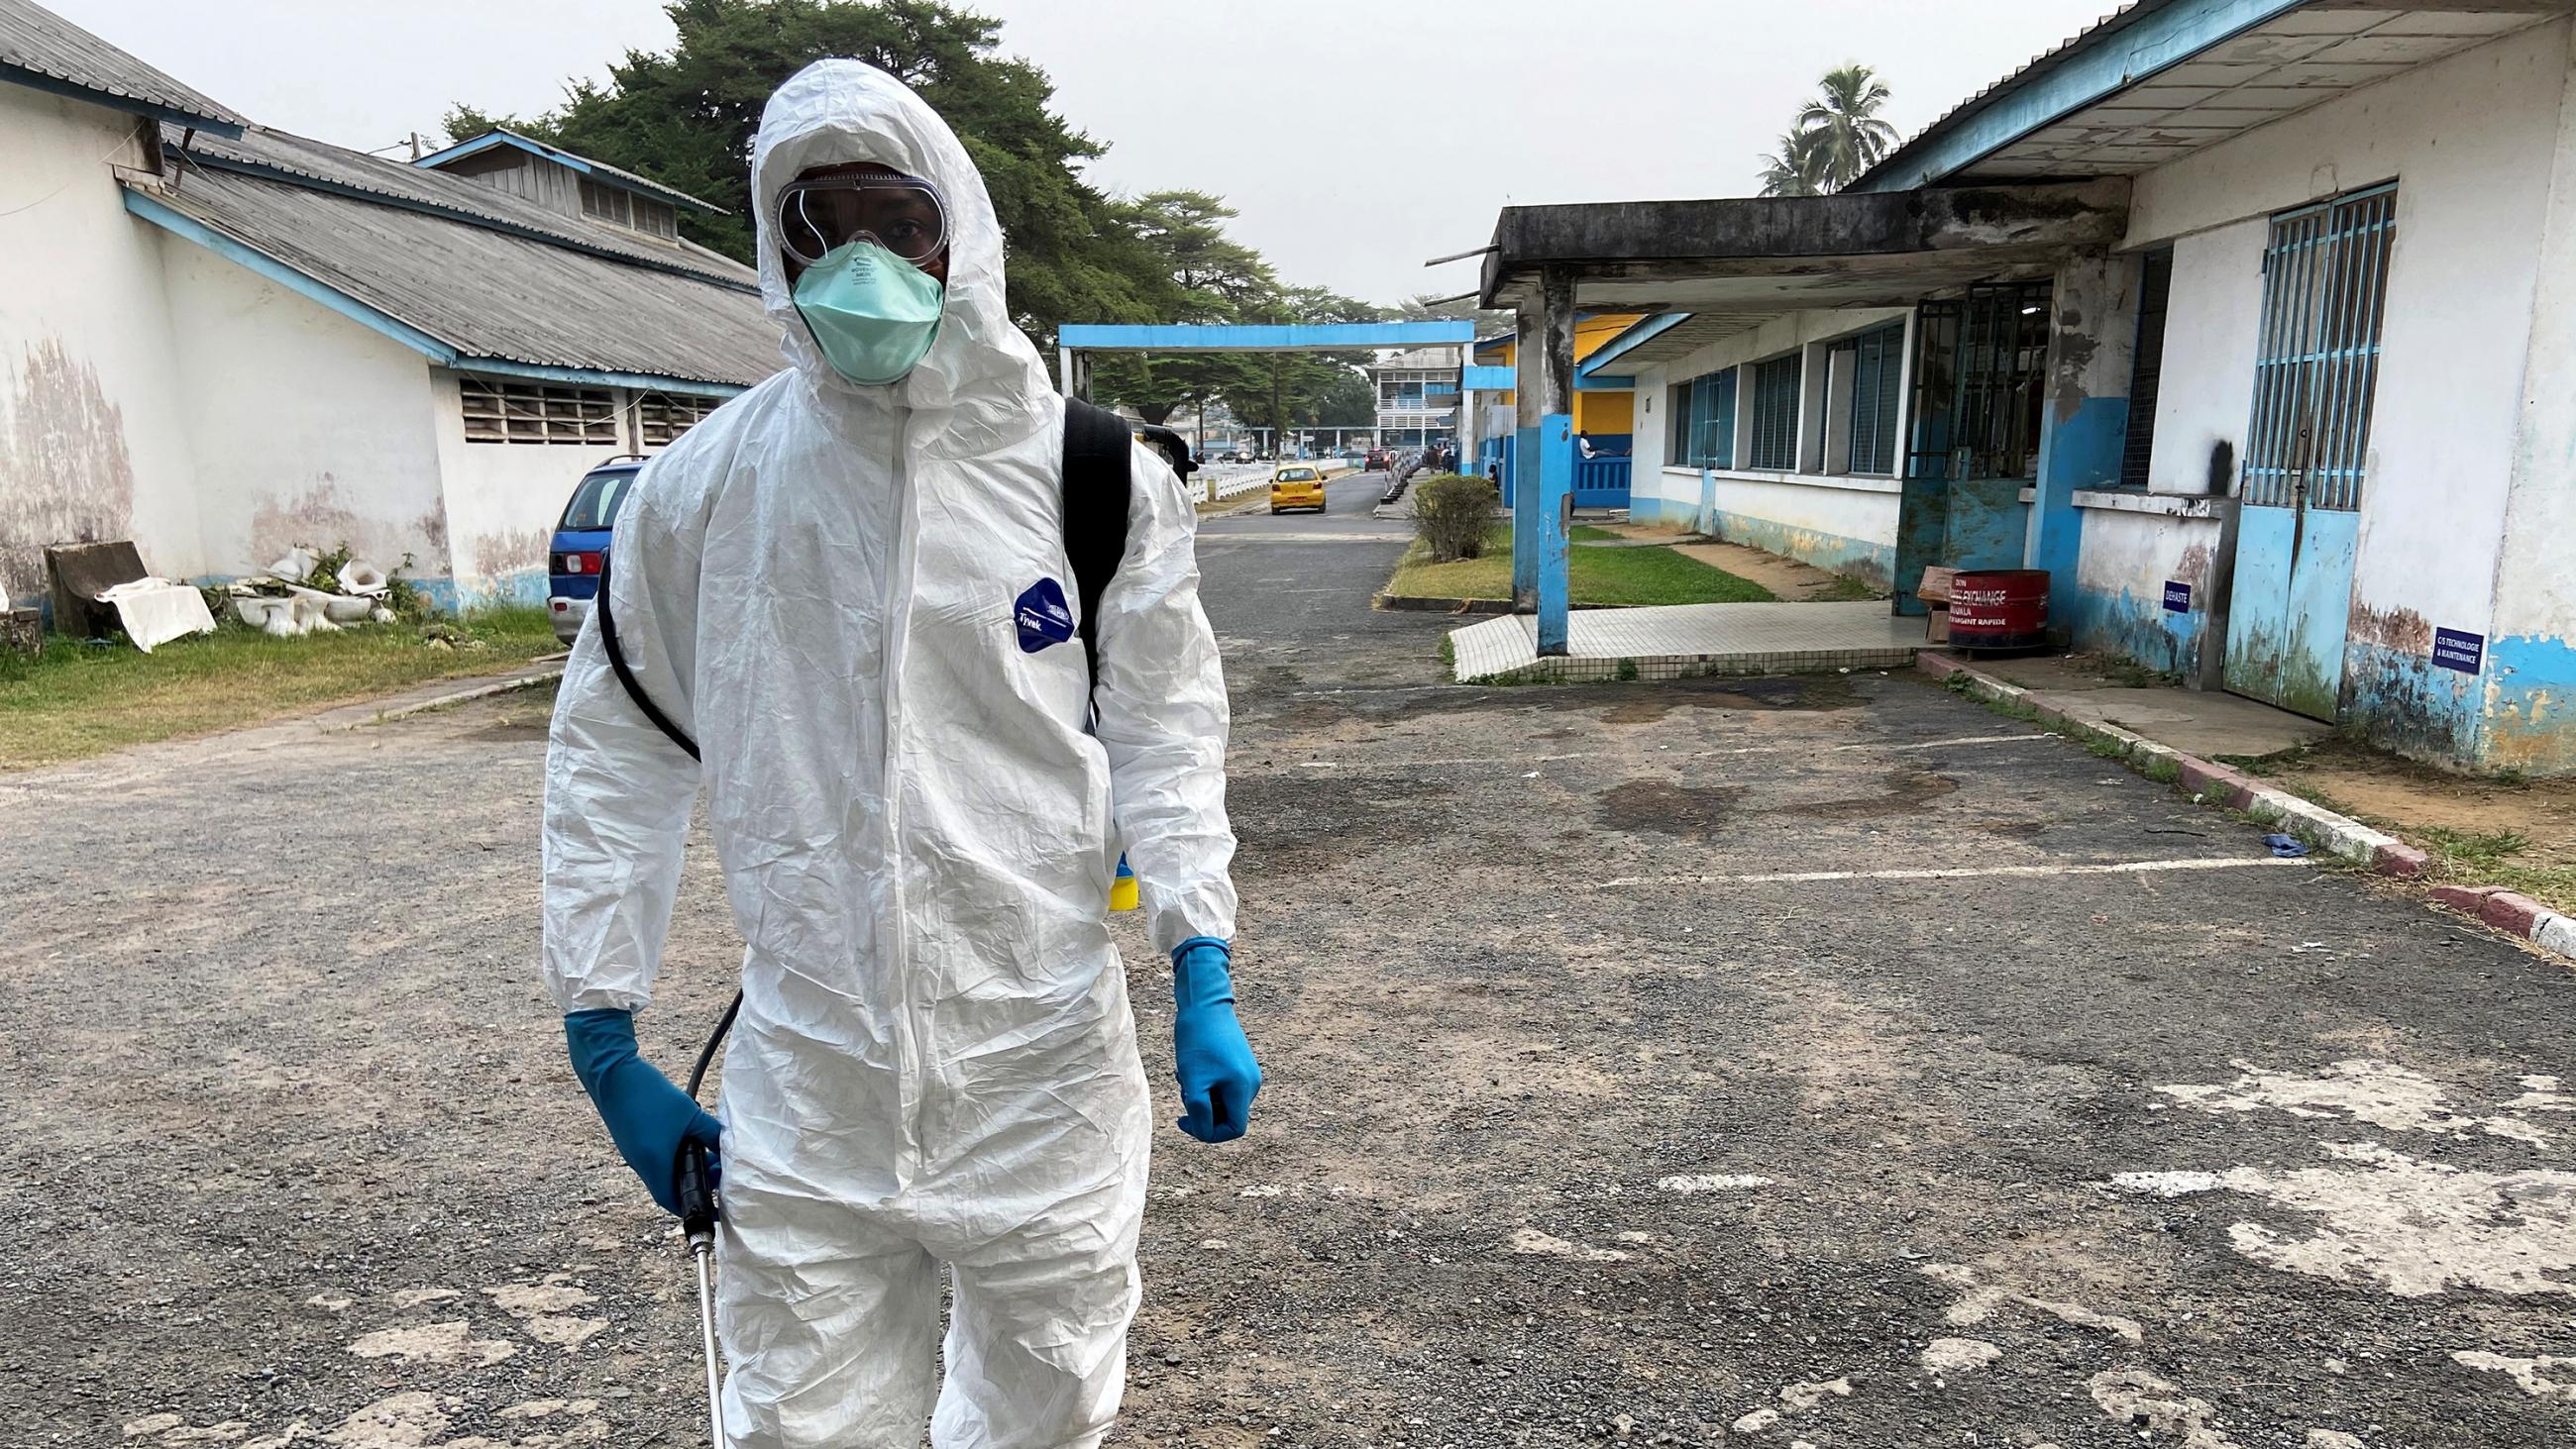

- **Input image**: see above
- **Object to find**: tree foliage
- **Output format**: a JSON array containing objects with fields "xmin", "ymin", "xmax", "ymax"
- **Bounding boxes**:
[
  {"xmin": 446, "ymin": 0, "xmax": 1413, "ymax": 426},
  {"xmin": 444, "ymin": 0, "xmax": 1177, "ymax": 342},
  {"xmin": 1757, "ymin": 63, "xmax": 1898, "ymax": 196}
]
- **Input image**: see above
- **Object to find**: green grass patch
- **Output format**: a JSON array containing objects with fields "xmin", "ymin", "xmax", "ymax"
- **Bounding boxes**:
[
  {"xmin": 1386, "ymin": 529, "xmax": 1776, "ymax": 608},
  {"xmin": 2415, "ymin": 827, "xmax": 2576, "ymax": 915},
  {"xmin": 0, "ymin": 606, "xmax": 559, "ymax": 770},
  {"xmin": 1568, "ymin": 525, "xmax": 1625, "ymax": 544}
]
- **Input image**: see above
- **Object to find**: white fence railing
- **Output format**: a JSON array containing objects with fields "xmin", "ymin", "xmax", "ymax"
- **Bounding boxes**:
[{"xmin": 1200, "ymin": 460, "xmax": 1363, "ymax": 504}]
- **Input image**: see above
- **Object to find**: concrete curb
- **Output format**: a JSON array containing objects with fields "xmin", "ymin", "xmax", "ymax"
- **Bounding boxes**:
[
  {"xmin": 315, "ymin": 661, "xmax": 568, "ymax": 732},
  {"xmin": 1373, "ymin": 594, "xmax": 1640, "ymax": 616},
  {"xmin": 1915, "ymin": 652, "xmax": 2573, "ymax": 965},
  {"xmin": 1372, "ymin": 593, "xmax": 1514, "ymax": 616}
]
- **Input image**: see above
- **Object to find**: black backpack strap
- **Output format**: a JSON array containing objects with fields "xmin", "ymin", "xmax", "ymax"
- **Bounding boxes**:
[
  {"xmin": 1060, "ymin": 397, "xmax": 1134, "ymax": 702},
  {"xmin": 592, "ymin": 548, "xmax": 700, "ymax": 762}
]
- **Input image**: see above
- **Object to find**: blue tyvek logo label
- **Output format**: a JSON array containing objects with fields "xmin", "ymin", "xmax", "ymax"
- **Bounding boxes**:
[{"xmin": 1015, "ymin": 577, "xmax": 1075, "ymax": 653}]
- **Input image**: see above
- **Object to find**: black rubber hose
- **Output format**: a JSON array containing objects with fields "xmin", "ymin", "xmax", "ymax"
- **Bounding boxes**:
[{"xmin": 686, "ymin": 990, "xmax": 741, "ymax": 1101}]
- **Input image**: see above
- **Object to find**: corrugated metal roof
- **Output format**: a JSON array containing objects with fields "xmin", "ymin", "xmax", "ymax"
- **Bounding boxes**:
[
  {"xmin": 1855, "ymin": 2, "xmax": 2151, "ymax": 189},
  {"xmin": 419, "ymin": 128, "xmax": 731, "ymax": 216},
  {"xmin": 178, "ymin": 123, "xmax": 758, "ymax": 291},
  {"xmin": 0, "ymin": 0, "xmax": 246, "ymax": 131},
  {"xmin": 143, "ymin": 163, "xmax": 781, "ymax": 388}
]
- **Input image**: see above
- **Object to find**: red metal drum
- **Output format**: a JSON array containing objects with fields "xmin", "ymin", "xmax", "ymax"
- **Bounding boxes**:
[{"xmin": 1948, "ymin": 569, "xmax": 2050, "ymax": 650}]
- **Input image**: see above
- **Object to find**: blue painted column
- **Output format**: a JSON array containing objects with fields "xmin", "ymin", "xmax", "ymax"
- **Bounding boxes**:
[
  {"xmin": 2028, "ymin": 255, "xmax": 2134, "ymax": 620},
  {"xmin": 1534, "ymin": 266, "xmax": 1578, "ymax": 656},
  {"xmin": 1537, "ymin": 412, "xmax": 1574, "ymax": 653}
]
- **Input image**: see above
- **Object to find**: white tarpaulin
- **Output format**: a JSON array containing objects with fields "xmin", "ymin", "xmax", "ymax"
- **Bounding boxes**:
[{"xmin": 99, "ymin": 578, "xmax": 217, "ymax": 653}]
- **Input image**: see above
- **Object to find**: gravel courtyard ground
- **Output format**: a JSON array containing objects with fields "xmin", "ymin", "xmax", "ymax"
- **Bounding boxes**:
[{"xmin": 8, "ymin": 467, "xmax": 2573, "ymax": 1447}]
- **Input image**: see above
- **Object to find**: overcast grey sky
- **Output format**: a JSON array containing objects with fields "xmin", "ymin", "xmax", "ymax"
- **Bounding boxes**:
[{"xmin": 53, "ymin": 0, "xmax": 2119, "ymax": 306}]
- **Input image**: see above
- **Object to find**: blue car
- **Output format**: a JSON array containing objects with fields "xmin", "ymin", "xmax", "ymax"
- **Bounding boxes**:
[{"xmin": 547, "ymin": 457, "xmax": 646, "ymax": 644}]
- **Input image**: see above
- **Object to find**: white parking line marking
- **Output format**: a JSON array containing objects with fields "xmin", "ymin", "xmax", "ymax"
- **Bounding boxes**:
[{"xmin": 1594, "ymin": 857, "xmax": 2309, "ymax": 888}]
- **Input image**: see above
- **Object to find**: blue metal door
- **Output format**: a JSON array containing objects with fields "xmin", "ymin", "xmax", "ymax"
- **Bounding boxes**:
[{"xmin": 2224, "ymin": 186, "xmax": 2396, "ymax": 721}]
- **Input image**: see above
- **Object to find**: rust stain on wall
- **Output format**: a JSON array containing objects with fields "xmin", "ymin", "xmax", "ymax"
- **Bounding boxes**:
[
  {"xmin": 2174, "ymin": 543, "xmax": 2211, "ymax": 587},
  {"xmin": 473, "ymin": 526, "xmax": 549, "ymax": 580},
  {"xmin": 0, "ymin": 339, "xmax": 137, "ymax": 602},
  {"xmin": 2348, "ymin": 600, "xmax": 2434, "ymax": 655}
]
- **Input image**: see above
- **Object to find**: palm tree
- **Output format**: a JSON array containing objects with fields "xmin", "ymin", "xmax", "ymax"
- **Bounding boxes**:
[
  {"xmin": 1757, "ymin": 129, "xmax": 1828, "ymax": 197},
  {"xmin": 1796, "ymin": 64, "xmax": 1900, "ymax": 190}
]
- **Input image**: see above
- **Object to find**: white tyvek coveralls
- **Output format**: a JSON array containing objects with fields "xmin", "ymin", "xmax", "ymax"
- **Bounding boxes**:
[{"xmin": 540, "ymin": 59, "xmax": 1235, "ymax": 1449}]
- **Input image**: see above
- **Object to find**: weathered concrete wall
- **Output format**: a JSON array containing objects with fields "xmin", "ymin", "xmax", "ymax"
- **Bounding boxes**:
[
  {"xmin": 2030, "ymin": 256, "xmax": 2136, "ymax": 621},
  {"xmin": 2486, "ymin": 25, "xmax": 2576, "ymax": 774},
  {"xmin": 0, "ymin": 88, "xmax": 200, "ymax": 604},
  {"xmin": 2120, "ymin": 18, "xmax": 2574, "ymax": 766},
  {"xmin": 1635, "ymin": 466, "xmax": 1900, "ymax": 583},
  {"xmin": 425, "ymin": 371, "xmax": 621, "ymax": 608},
  {"xmin": 159, "ymin": 238, "xmax": 452, "ymax": 584},
  {"xmin": 2068, "ymin": 498, "xmax": 2222, "ymax": 679}
]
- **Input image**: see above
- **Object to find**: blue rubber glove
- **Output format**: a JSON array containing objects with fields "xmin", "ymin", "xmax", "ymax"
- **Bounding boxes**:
[
  {"xmin": 1172, "ymin": 937, "xmax": 1260, "ymax": 1143},
  {"xmin": 563, "ymin": 1008, "xmax": 722, "ymax": 1215}
]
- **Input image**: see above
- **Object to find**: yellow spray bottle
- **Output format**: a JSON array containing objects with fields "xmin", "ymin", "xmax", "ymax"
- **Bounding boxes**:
[{"xmin": 1111, "ymin": 852, "xmax": 1139, "ymax": 912}]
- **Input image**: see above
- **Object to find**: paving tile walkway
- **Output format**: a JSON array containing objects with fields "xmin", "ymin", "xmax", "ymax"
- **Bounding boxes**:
[{"xmin": 1449, "ymin": 599, "xmax": 1923, "ymax": 681}]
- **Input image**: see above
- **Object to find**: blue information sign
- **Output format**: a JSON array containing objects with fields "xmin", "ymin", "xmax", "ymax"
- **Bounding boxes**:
[
  {"xmin": 2162, "ymin": 580, "xmax": 2192, "ymax": 614},
  {"xmin": 2432, "ymin": 627, "xmax": 2485, "ymax": 674}
]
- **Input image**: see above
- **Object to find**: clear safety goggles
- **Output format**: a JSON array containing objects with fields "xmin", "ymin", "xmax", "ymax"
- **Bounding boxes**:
[{"xmin": 776, "ymin": 175, "xmax": 949, "ymax": 268}]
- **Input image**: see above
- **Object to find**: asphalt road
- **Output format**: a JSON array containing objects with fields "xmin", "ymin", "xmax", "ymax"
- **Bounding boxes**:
[{"xmin": 7, "ymin": 472, "xmax": 2575, "ymax": 1447}]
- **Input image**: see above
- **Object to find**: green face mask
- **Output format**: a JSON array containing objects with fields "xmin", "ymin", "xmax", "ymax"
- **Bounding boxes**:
[{"xmin": 791, "ymin": 239, "xmax": 945, "ymax": 385}]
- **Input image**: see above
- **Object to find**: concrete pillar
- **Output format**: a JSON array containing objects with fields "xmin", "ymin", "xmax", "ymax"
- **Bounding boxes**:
[
  {"xmin": 1057, "ymin": 346, "xmax": 1074, "ymax": 397},
  {"xmin": 1511, "ymin": 304, "xmax": 1543, "ymax": 605},
  {"xmin": 1536, "ymin": 267, "xmax": 1577, "ymax": 656},
  {"xmin": 2028, "ymin": 255, "xmax": 2136, "ymax": 621}
]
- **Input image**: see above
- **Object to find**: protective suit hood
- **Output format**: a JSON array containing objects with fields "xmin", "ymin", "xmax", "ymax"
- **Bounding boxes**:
[{"xmin": 753, "ymin": 59, "xmax": 1051, "ymax": 450}]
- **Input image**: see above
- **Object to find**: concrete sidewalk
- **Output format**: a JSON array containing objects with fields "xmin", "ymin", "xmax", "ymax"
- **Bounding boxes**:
[
  {"xmin": 1449, "ymin": 599, "xmax": 1921, "ymax": 681},
  {"xmin": 1967, "ymin": 653, "xmax": 2328, "ymax": 760}
]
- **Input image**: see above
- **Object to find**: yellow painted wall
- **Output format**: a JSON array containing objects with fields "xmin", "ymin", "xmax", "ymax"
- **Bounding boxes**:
[
  {"xmin": 1575, "ymin": 389, "xmax": 1634, "ymax": 434},
  {"xmin": 1472, "ymin": 314, "xmax": 1645, "ymax": 428}
]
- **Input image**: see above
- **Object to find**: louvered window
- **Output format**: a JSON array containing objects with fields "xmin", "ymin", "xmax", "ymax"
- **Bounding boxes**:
[
  {"xmin": 633, "ymin": 391, "xmax": 721, "ymax": 447},
  {"xmin": 2119, "ymin": 249, "xmax": 2174, "ymax": 488},
  {"xmin": 1844, "ymin": 324, "xmax": 1904, "ymax": 475},
  {"xmin": 459, "ymin": 378, "xmax": 618, "ymax": 445},
  {"xmin": 1747, "ymin": 355, "xmax": 1801, "ymax": 471}
]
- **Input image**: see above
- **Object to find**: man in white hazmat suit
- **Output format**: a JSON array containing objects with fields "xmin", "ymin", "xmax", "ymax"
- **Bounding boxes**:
[{"xmin": 541, "ymin": 59, "xmax": 1260, "ymax": 1448}]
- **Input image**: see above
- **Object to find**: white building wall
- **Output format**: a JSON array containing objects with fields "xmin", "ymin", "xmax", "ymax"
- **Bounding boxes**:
[
  {"xmin": 2108, "ymin": 17, "xmax": 2574, "ymax": 758},
  {"xmin": 1631, "ymin": 306, "xmax": 1910, "ymax": 582},
  {"xmin": 426, "ymin": 372, "xmax": 636, "ymax": 606},
  {"xmin": 159, "ymin": 240, "xmax": 452, "ymax": 582},
  {"xmin": 2489, "ymin": 21, "xmax": 2576, "ymax": 772},
  {"xmin": 0, "ymin": 87, "xmax": 201, "ymax": 603}
]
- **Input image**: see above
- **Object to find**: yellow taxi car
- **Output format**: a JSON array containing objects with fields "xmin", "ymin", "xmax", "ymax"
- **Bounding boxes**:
[{"xmin": 1268, "ymin": 464, "xmax": 1327, "ymax": 514}]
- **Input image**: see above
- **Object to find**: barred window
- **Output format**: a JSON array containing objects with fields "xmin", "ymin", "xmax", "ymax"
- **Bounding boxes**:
[
  {"xmin": 459, "ymin": 378, "xmax": 618, "ymax": 445},
  {"xmin": 634, "ymin": 390, "xmax": 721, "ymax": 447},
  {"xmin": 1747, "ymin": 355, "xmax": 1801, "ymax": 471},
  {"xmin": 2244, "ymin": 184, "xmax": 2396, "ymax": 511}
]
